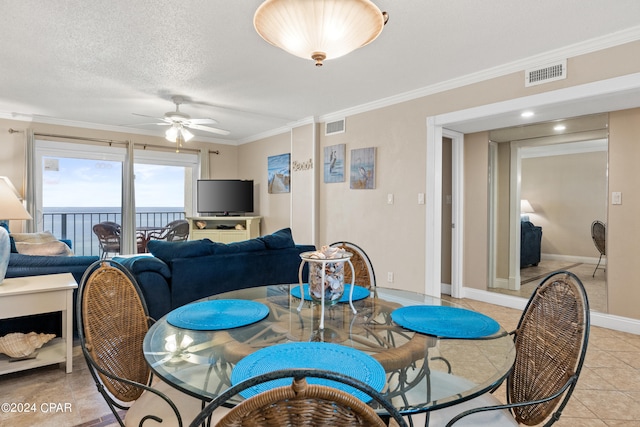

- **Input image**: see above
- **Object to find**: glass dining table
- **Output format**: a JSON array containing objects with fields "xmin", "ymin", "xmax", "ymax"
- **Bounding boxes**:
[{"xmin": 143, "ymin": 284, "xmax": 516, "ymax": 417}]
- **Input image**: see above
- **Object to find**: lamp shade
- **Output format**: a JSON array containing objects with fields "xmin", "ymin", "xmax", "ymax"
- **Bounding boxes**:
[
  {"xmin": 520, "ymin": 199, "xmax": 534, "ymax": 214},
  {"xmin": 0, "ymin": 177, "xmax": 31, "ymax": 220},
  {"xmin": 254, "ymin": 0, "xmax": 387, "ymax": 66}
]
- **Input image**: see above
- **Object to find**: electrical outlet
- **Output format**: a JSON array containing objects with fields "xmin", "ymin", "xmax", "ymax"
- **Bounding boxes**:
[
  {"xmin": 387, "ymin": 272, "xmax": 394, "ymax": 283},
  {"xmin": 387, "ymin": 193, "xmax": 394, "ymax": 204},
  {"xmin": 418, "ymin": 193, "xmax": 425, "ymax": 204}
]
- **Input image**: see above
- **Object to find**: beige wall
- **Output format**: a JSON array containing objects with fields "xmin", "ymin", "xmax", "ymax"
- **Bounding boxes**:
[
  {"xmin": 608, "ymin": 108, "xmax": 640, "ymax": 319},
  {"xmin": 290, "ymin": 123, "xmax": 317, "ymax": 245},
  {"xmin": 441, "ymin": 138, "xmax": 452, "ymax": 285},
  {"xmin": 496, "ymin": 142, "xmax": 511, "ymax": 280},
  {"xmin": 317, "ymin": 104, "xmax": 428, "ymax": 293},
  {"xmin": 237, "ymin": 132, "xmax": 292, "ymax": 236},
  {"xmin": 463, "ymin": 132, "xmax": 490, "ymax": 290},
  {"xmin": 522, "ymin": 151, "xmax": 607, "ymax": 258}
]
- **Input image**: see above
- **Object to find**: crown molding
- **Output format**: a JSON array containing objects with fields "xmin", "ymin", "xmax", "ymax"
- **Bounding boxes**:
[
  {"xmin": 320, "ymin": 25, "xmax": 640, "ymax": 124},
  {"xmin": 237, "ymin": 116, "xmax": 317, "ymax": 145}
]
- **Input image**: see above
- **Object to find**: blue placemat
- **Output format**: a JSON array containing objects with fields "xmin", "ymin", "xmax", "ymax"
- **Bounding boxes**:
[
  {"xmin": 391, "ymin": 305, "xmax": 500, "ymax": 338},
  {"xmin": 290, "ymin": 284, "xmax": 370, "ymax": 303},
  {"xmin": 231, "ymin": 342, "xmax": 385, "ymax": 401},
  {"xmin": 167, "ymin": 299, "xmax": 269, "ymax": 330}
]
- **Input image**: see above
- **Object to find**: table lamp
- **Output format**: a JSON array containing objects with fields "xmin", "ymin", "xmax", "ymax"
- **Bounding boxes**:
[
  {"xmin": 0, "ymin": 177, "xmax": 32, "ymax": 284},
  {"xmin": 520, "ymin": 199, "xmax": 534, "ymax": 222}
]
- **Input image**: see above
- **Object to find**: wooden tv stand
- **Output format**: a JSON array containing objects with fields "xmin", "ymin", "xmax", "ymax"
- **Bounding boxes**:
[{"xmin": 187, "ymin": 216, "xmax": 261, "ymax": 243}]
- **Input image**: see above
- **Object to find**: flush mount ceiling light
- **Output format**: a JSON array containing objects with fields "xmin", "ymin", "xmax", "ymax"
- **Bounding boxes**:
[{"xmin": 254, "ymin": 0, "xmax": 388, "ymax": 67}]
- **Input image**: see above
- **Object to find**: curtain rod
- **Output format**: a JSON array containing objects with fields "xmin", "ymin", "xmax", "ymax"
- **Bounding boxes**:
[
  {"xmin": 11, "ymin": 129, "xmax": 215, "ymax": 154},
  {"xmin": 33, "ymin": 131, "xmax": 207, "ymax": 154},
  {"xmin": 33, "ymin": 132, "xmax": 128, "ymax": 145}
]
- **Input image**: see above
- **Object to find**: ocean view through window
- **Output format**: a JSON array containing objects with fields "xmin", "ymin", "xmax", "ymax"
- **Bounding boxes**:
[
  {"xmin": 37, "ymin": 142, "xmax": 196, "ymax": 257},
  {"xmin": 43, "ymin": 207, "xmax": 185, "ymax": 256}
]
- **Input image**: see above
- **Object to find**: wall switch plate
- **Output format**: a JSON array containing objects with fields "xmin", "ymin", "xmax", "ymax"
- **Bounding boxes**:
[
  {"xmin": 612, "ymin": 191, "xmax": 622, "ymax": 205},
  {"xmin": 418, "ymin": 193, "xmax": 425, "ymax": 204},
  {"xmin": 387, "ymin": 193, "xmax": 394, "ymax": 204}
]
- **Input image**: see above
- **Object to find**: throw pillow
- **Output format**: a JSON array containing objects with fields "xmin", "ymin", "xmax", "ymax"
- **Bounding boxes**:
[
  {"xmin": 148, "ymin": 239, "xmax": 216, "ymax": 264},
  {"xmin": 10, "ymin": 231, "xmax": 59, "ymax": 243},
  {"xmin": 14, "ymin": 241, "xmax": 74, "ymax": 256},
  {"xmin": 259, "ymin": 227, "xmax": 295, "ymax": 249}
]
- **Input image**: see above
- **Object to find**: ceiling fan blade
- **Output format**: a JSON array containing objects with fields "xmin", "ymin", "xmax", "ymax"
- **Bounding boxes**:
[
  {"xmin": 186, "ymin": 123, "xmax": 231, "ymax": 136},
  {"xmin": 132, "ymin": 112, "xmax": 166, "ymax": 121},
  {"xmin": 188, "ymin": 118, "xmax": 218, "ymax": 125},
  {"xmin": 129, "ymin": 122, "xmax": 171, "ymax": 126}
]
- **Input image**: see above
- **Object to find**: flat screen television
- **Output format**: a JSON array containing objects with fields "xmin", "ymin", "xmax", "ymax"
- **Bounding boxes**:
[{"xmin": 197, "ymin": 179, "xmax": 254, "ymax": 216}]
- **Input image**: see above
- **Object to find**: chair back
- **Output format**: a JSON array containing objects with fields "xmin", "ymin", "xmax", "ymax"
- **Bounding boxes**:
[
  {"xmin": 93, "ymin": 222, "xmax": 121, "ymax": 258},
  {"xmin": 77, "ymin": 260, "xmax": 152, "ymax": 402},
  {"xmin": 591, "ymin": 220, "xmax": 606, "ymax": 255},
  {"xmin": 165, "ymin": 219, "xmax": 189, "ymax": 241},
  {"xmin": 330, "ymin": 241, "xmax": 376, "ymax": 289},
  {"xmin": 508, "ymin": 271, "xmax": 590, "ymax": 425},
  {"xmin": 189, "ymin": 368, "xmax": 407, "ymax": 427}
]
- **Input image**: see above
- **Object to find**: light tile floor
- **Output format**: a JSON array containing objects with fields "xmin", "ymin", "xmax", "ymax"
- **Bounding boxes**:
[{"xmin": 1, "ymin": 297, "xmax": 639, "ymax": 426}]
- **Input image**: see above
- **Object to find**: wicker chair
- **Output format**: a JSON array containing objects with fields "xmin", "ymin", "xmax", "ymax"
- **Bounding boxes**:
[
  {"xmin": 77, "ymin": 260, "xmax": 205, "ymax": 426},
  {"xmin": 189, "ymin": 368, "xmax": 408, "ymax": 427},
  {"xmin": 591, "ymin": 220, "xmax": 606, "ymax": 277},
  {"xmin": 330, "ymin": 241, "xmax": 376, "ymax": 289},
  {"xmin": 149, "ymin": 219, "xmax": 190, "ymax": 242},
  {"xmin": 93, "ymin": 222, "xmax": 121, "ymax": 259},
  {"xmin": 412, "ymin": 271, "xmax": 589, "ymax": 427}
]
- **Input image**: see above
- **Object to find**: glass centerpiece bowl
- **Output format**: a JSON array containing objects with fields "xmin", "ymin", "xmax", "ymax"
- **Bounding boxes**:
[{"xmin": 297, "ymin": 246, "xmax": 356, "ymax": 330}]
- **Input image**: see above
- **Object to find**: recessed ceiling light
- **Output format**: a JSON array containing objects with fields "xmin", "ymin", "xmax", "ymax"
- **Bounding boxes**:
[
  {"xmin": 521, "ymin": 111, "xmax": 534, "ymax": 118},
  {"xmin": 554, "ymin": 124, "xmax": 566, "ymax": 131}
]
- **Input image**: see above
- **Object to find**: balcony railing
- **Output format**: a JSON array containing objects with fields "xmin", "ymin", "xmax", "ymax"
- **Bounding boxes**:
[{"xmin": 42, "ymin": 210, "xmax": 185, "ymax": 256}]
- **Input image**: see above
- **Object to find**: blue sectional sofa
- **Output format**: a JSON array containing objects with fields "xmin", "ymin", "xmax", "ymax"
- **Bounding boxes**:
[{"xmin": 115, "ymin": 228, "xmax": 315, "ymax": 320}]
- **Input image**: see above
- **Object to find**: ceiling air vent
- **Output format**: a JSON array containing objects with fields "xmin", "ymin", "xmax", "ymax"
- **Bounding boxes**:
[
  {"xmin": 325, "ymin": 119, "xmax": 345, "ymax": 135},
  {"xmin": 525, "ymin": 60, "xmax": 567, "ymax": 87}
]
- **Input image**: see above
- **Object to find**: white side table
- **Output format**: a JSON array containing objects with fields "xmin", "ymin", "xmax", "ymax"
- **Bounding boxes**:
[{"xmin": 0, "ymin": 273, "xmax": 78, "ymax": 374}]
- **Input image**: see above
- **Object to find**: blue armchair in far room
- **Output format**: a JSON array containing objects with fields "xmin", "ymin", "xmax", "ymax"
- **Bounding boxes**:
[{"xmin": 521, "ymin": 220, "xmax": 542, "ymax": 267}]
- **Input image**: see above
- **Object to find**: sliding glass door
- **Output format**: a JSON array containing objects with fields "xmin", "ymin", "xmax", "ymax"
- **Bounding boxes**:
[{"xmin": 35, "ymin": 140, "xmax": 199, "ymax": 256}]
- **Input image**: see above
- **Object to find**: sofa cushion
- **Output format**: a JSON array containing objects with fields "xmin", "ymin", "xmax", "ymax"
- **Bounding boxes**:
[
  {"xmin": 148, "ymin": 239, "xmax": 216, "ymax": 264},
  {"xmin": 259, "ymin": 227, "xmax": 296, "ymax": 249}
]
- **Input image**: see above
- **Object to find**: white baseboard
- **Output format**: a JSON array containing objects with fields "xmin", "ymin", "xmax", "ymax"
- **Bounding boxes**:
[
  {"xmin": 489, "ymin": 278, "xmax": 510, "ymax": 290},
  {"xmin": 460, "ymin": 287, "xmax": 640, "ymax": 335},
  {"xmin": 541, "ymin": 253, "xmax": 606, "ymax": 266}
]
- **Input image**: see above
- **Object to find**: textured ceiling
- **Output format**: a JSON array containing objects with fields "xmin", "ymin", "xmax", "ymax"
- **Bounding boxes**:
[{"xmin": 1, "ymin": 1, "xmax": 640, "ymax": 144}]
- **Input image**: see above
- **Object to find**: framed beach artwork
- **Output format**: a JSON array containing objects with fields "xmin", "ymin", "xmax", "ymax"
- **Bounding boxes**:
[
  {"xmin": 268, "ymin": 153, "xmax": 291, "ymax": 194},
  {"xmin": 324, "ymin": 144, "xmax": 345, "ymax": 183},
  {"xmin": 350, "ymin": 147, "xmax": 376, "ymax": 189}
]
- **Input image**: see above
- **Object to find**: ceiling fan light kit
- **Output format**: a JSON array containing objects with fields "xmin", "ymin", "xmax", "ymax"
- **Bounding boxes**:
[{"xmin": 254, "ymin": 0, "xmax": 388, "ymax": 67}]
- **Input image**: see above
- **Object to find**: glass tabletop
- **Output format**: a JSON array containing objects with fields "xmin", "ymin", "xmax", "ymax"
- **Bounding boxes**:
[{"xmin": 143, "ymin": 285, "xmax": 516, "ymax": 415}]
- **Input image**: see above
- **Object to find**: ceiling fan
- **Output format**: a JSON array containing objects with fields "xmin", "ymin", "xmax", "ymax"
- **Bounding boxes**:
[{"xmin": 132, "ymin": 95, "xmax": 230, "ymax": 150}]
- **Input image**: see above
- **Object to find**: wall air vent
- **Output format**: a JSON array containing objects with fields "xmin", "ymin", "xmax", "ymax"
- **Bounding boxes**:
[
  {"xmin": 325, "ymin": 119, "xmax": 345, "ymax": 135},
  {"xmin": 525, "ymin": 60, "xmax": 567, "ymax": 87}
]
